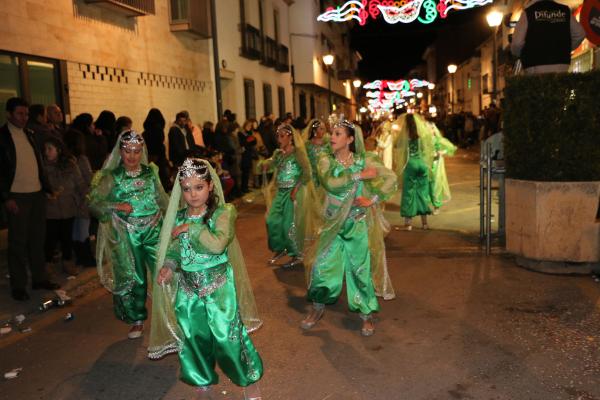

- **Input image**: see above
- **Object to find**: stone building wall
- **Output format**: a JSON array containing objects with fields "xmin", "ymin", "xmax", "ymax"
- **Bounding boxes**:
[{"xmin": 0, "ymin": 0, "xmax": 215, "ymax": 129}]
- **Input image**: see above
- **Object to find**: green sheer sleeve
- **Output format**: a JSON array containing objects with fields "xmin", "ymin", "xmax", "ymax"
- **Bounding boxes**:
[
  {"xmin": 88, "ymin": 171, "xmax": 115, "ymax": 223},
  {"xmin": 294, "ymin": 146, "xmax": 312, "ymax": 185},
  {"xmin": 150, "ymin": 163, "xmax": 169, "ymax": 213},
  {"xmin": 259, "ymin": 149, "xmax": 282, "ymax": 173},
  {"xmin": 189, "ymin": 204, "xmax": 237, "ymax": 255},
  {"xmin": 364, "ymin": 153, "xmax": 399, "ymax": 202},
  {"xmin": 316, "ymin": 154, "xmax": 354, "ymax": 195},
  {"xmin": 163, "ymin": 239, "xmax": 181, "ymax": 271}
]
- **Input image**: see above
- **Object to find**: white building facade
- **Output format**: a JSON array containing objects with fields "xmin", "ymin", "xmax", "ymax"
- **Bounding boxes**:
[
  {"xmin": 215, "ymin": 0, "xmax": 294, "ymax": 121},
  {"xmin": 289, "ymin": 0, "xmax": 359, "ymax": 121}
]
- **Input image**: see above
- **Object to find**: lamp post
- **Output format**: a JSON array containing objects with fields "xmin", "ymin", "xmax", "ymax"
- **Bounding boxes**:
[
  {"xmin": 323, "ymin": 54, "xmax": 335, "ymax": 114},
  {"xmin": 352, "ymin": 79, "xmax": 361, "ymax": 120},
  {"xmin": 486, "ymin": 10, "xmax": 503, "ymax": 105},
  {"xmin": 447, "ymin": 64, "xmax": 457, "ymax": 114},
  {"xmin": 427, "ymin": 82, "xmax": 435, "ymax": 109}
]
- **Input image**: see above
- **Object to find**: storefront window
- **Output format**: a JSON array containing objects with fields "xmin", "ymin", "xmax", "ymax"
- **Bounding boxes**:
[
  {"xmin": 0, "ymin": 52, "xmax": 61, "ymax": 126},
  {"xmin": 0, "ymin": 55, "xmax": 21, "ymax": 126},
  {"xmin": 27, "ymin": 60, "xmax": 57, "ymax": 106}
]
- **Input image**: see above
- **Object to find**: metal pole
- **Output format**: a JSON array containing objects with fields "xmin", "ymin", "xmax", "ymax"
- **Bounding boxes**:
[
  {"xmin": 451, "ymin": 74, "xmax": 454, "ymax": 114},
  {"xmin": 480, "ymin": 143, "xmax": 485, "ymax": 240},
  {"xmin": 492, "ymin": 27, "xmax": 498, "ymax": 105},
  {"xmin": 486, "ymin": 142, "xmax": 492, "ymax": 255},
  {"xmin": 328, "ymin": 67, "xmax": 332, "ymax": 114},
  {"xmin": 210, "ymin": 0, "xmax": 223, "ymax": 120}
]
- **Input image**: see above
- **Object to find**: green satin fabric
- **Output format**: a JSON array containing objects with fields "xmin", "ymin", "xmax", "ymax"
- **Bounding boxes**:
[
  {"xmin": 308, "ymin": 209, "xmax": 379, "ymax": 315},
  {"xmin": 174, "ymin": 265, "xmax": 263, "ymax": 387},
  {"xmin": 401, "ymin": 139, "xmax": 433, "ymax": 218},
  {"xmin": 111, "ymin": 165, "xmax": 162, "ymax": 218},
  {"xmin": 173, "ymin": 210, "xmax": 230, "ymax": 271},
  {"xmin": 265, "ymin": 187, "xmax": 298, "ymax": 256},
  {"xmin": 112, "ymin": 217, "xmax": 161, "ymax": 323},
  {"xmin": 273, "ymin": 151, "xmax": 303, "ymax": 188},
  {"xmin": 430, "ymin": 158, "xmax": 443, "ymax": 208}
]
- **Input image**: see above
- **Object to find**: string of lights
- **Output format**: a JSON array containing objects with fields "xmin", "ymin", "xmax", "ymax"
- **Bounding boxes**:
[{"xmin": 317, "ymin": 0, "xmax": 493, "ymax": 25}]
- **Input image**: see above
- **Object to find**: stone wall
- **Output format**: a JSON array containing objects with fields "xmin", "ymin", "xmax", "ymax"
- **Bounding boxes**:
[{"xmin": 0, "ymin": 0, "xmax": 215, "ymax": 128}]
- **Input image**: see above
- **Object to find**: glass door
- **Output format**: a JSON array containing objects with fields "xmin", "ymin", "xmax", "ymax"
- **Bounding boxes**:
[{"xmin": 0, "ymin": 52, "xmax": 61, "ymax": 126}]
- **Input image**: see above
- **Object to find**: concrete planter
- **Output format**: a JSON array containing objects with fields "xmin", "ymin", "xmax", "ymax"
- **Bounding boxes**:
[{"xmin": 505, "ymin": 179, "xmax": 600, "ymax": 263}]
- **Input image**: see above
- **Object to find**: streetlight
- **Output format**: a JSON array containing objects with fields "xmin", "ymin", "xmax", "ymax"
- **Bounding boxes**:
[
  {"xmin": 352, "ymin": 79, "xmax": 362, "ymax": 119},
  {"xmin": 486, "ymin": 10, "xmax": 503, "ymax": 105},
  {"xmin": 447, "ymin": 64, "xmax": 457, "ymax": 113},
  {"xmin": 323, "ymin": 54, "xmax": 335, "ymax": 114}
]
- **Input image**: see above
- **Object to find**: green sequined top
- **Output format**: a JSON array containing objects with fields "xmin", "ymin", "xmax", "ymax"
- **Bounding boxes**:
[
  {"xmin": 271, "ymin": 149, "xmax": 303, "ymax": 189},
  {"xmin": 165, "ymin": 204, "xmax": 237, "ymax": 272},
  {"xmin": 89, "ymin": 164, "xmax": 164, "ymax": 222},
  {"xmin": 316, "ymin": 152, "xmax": 398, "ymax": 221}
]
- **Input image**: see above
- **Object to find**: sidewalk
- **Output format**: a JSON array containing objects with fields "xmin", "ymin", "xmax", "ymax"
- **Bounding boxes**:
[{"xmin": 0, "ymin": 245, "xmax": 102, "ymax": 340}]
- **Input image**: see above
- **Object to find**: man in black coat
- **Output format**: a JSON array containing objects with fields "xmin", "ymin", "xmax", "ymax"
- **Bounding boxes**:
[
  {"xmin": 168, "ymin": 111, "xmax": 195, "ymax": 167},
  {"xmin": 0, "ymin": 97, "xmax": 59, "ymax": 301}
]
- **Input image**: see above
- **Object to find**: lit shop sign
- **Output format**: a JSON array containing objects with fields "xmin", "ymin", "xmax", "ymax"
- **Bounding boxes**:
[{"xmin": 317, "ymin": 0, "xmax": 493, "ymax": 25}]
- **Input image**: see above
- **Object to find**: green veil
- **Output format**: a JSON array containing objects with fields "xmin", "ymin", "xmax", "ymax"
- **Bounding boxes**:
[
  {"xmin": 148, "ymin": 159, "xmax": 262, "ymax": 360},
  {"xmin": 88, "ymin": 131, "xmax": 168, "ymax": 294},
  {"xmin": 429, "ymin": 120, "xmax": 457, "ymax": 204},
  {"xmin": 303, "ymin": 121, "xmax": 396, "ymax": 300},
  {"xmin": 261, "ymin": 125, "xmax": 321, "ymax": 249}
]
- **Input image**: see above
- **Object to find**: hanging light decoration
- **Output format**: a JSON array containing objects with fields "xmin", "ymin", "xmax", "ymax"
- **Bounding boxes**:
[{"xmin": 317, "ymin": 0, "xmax": 493, "ymax": 26}]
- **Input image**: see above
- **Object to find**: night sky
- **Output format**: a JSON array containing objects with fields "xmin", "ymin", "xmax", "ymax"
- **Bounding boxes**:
[{"xmin": 350, "ymin": 4, "xmax": 496, "ymax": 80}]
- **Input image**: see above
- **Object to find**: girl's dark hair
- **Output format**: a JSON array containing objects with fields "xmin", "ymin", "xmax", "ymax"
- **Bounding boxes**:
[
  {"xmin": 43, "ymin": 136, "xmax": 74, "ymax": 170},
  {"xmin": 63, "ymin": 128, "xmax": 86, "ymax": 157},
  {"xmin": 94, "ymin": 110, "xmax": 116, "ymax": 133},
  {"xmin": 308, "ymin": 120, "xmax": 321, "ymax": 140},
  {"xmin": 203, "ymin": 173, "xmax": 219, "ymax": 225},
  {"xmin": 144, "ymin": 108, "xmax": 166, "ymax": 131},
  {"xmin": 71, "ymin": 113, "xmax": 94, "ymax": 134},
  {"xmin": 406, "ymin": 114, "xmax": 418, "ymax": 140}
]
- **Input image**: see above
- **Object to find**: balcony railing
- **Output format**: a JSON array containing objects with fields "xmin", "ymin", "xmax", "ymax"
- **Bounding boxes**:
[
  {"xmin": 276, "ymin": 44, "xmax": 289, "ymax": 73},
  {"xmin": 170, "ymin": 0, "xmax": 211, "ymax": 38},
  {"xmin": 241, "ymin": 24, "xmax": 262, "ymax": 60},
  {"xmin": 262, "ymin": 37, "xmax": 278, "ymax": 67},
  {"xmin": 84, "ymin": 0, "xmax": 155, "ymax": 16}
]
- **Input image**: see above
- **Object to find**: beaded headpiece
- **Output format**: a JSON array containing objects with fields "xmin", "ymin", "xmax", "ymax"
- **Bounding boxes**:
[
  {"xmin": 333, "ymin": 119, "xmax": 355, "ymax": 130},
  {"xmin": 119, "ymin": 130, "xmax": 144, "ymax": 148},
  {"xmin": 311, "ymin": 120, "xmax": 322, "ymax": 130},
  {"xmin": 276, "ymin": 123, "xmax": 294, "ymax": 136},
  {"xmin": 178, "ymin": 158, "xmax": 210, "ymax": 182}
]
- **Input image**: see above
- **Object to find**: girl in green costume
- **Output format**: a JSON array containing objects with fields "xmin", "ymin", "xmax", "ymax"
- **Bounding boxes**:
[
  {"xmin": 302, "ymin": 119, "xmax": 397, "ymax": 337},
  {"xmin": 395, "ymin": 113, "xmax": 435, "ymax": 230},
  {"xmin": 261, "ymin": 124, "xmax": 317, "ymax": 268},
  {"xmin": 149, "ymin": 158, "xmax": 263, "ymax": 400},
  {"xmin": 88, "ymin": 131, "xmax": 168, "ymax": 339},
  {"xmin": 302, "ymin": 119, "xmax": 329, "ymax": 187}
]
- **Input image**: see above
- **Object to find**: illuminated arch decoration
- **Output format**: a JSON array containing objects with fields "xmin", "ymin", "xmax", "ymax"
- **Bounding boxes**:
[
  {"xmin": 364, "ymin": 78, "xmax": 432, "ymax": 111},
  {"xmin": 316, "ymin": 0, "xmax": 493, "ymax": 25}
]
